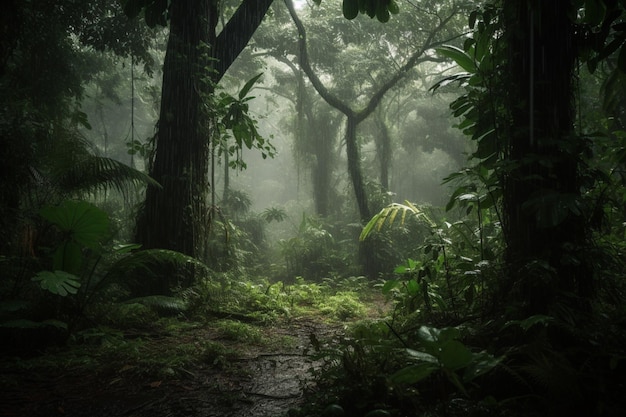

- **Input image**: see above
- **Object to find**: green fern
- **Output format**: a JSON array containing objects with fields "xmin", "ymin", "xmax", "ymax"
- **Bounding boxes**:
[
  {"xmin": 102, "ymin": 249, "xmax": 211, "ymax": 296},
  {"xmin": 125, "ymin": 295, "xmax": 187, "ymax": 315},
  {"xmin": 35, "ymin": 127, "xmax": 159, "ymax": 198},
  {"xmin": 59, "ymin": 155, "xmax": 160, "ymax": 196},
  {"xmin": 360, "ymin": 201, "xmax": 436, "ymax": 241}
]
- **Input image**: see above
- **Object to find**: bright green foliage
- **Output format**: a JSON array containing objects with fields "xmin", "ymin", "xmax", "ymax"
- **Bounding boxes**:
[
  {"xmin": 212, "ymin": 73, "xmax": 276, "ymax": 169},
  {"xmin": 319, "ymin": 291, "xmax": 365, "ymax": 320},
  {"xmin": 360, "ymin": 201, "xmax": 436, "ymax": 241}
]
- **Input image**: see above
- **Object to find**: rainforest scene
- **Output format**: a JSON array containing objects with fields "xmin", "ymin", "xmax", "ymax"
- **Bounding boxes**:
[{"xmin": 1, "ymin": 1, "xmax": 626, "ymax": 416}]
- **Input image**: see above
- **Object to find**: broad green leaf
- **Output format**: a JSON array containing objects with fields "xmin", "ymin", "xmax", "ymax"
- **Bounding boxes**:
[
  {"xmin": 40, "ymin": 200, "xmax": 110, "ymax": 250},
  {"xmin": 406, "ymin": 279, "xmax": 420, "ymax": 296},
  {"xmin": 32, "ymin": 270, "xmax": 81, "ymax": 296},
  {"xmin": 390, "ymin": 363, "xmax": 437, "ymax": 384},
  {"xmin": 376, "ymin": 2, "xmax": 390, "ymax": 22},
  {"xmin": 438, "ymin": 340, "xmax": 473, "ymax": 370},
  {"xmin": 405, "ymin": 348, "xmax": 439, "ymax": 363},
  {"xmin": 503, "ymin": 314, "xmax": 554, "ymax": 331},
  {"xmin": 238, "ymin": 73, "xmax": 264, "ymax": 100},
  {"xmin": 468, "ymin": 10, "xmax": 478, "ymax": 29},
  {"xmin": 436, "ymin": 45, "xmax": 477, "ymax": 73},
  {"xmin": 382, "ymin": 279, "xmax": 400, "ymax": 294},
  {"xmin": 0, "ymin": 319, "xmax": 68, "ymax": 329},
  {"xmin": 417, "ymin": 325, "xmax": 441, "ymax": 344},
  {"xmin": 463, "ymin": 352, "xmax": 501, "ymax": 382},
  {"xmin": 0, "ymin": 319, "xmax": 46, "ymax": 329}
]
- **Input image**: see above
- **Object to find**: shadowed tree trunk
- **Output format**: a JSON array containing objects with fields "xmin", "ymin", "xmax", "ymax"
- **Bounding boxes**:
[
  {"xmin": 502, "ymin": 0, "xmax": 591, "ymax": 315},
  {"xmin": 136, "ymin": 0, "xmax": 275, "ymax": 258}
]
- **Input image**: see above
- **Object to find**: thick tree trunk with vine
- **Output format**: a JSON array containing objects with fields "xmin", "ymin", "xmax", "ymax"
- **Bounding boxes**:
[
  {"xmin": 136, "ymin": 0, "xmax": 215, "ymax": 257},
  {"xmin": 136, "ymin": 0, "xmax": 274, "ymax": 258},
  {"xmin": 502, "ymin": 1, "xmax": 591, "ymax": 315}
]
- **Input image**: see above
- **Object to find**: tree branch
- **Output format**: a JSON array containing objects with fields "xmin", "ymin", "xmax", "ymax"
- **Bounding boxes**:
[{"xmin": 213, "ymin": 0, "xmax": 275, "ymax": 82}]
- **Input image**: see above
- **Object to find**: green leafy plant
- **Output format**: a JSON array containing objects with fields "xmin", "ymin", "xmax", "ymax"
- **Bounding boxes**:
[
  {"xmin": 279, "ymin": 214, "xmax": 338, "ymax": 280},
  {"xmin": 390, "ymin": 325, "xmax": 500, "ymax": 398},
  {"xmin": 39, "ymin": 199, "xmax": 110, "ymax": 274}
]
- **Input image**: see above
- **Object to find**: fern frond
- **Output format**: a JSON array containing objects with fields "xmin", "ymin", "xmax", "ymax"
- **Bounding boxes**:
[
  {"xmin": 58, "ymin": 155, "xmax": 160, "ymax": 196},
  {"xmin": 360, "ymin": 201, "xmax": 435, "ymax": 241},
  {"xmin": 103, "ymin": 249, "xmax": 210, "ymax": 296}
]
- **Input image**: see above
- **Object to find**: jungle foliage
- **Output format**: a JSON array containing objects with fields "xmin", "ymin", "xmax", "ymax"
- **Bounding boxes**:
[{"xmin": 1, "ymin": 1, "xmax": 626, "ymax": 417}]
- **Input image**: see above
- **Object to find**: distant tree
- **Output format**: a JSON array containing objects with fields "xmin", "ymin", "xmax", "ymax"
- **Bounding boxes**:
[{"xmin": 284, "ymin": 0, "xmax": 465, "ymax": 221}]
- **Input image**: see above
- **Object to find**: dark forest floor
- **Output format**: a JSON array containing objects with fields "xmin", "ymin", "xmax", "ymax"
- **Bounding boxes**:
[{"xmin": 0, "ymin": 316, "xmax": 347, "ymax": 417}]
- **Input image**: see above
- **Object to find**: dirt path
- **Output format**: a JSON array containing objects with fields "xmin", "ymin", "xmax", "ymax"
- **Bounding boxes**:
[{"xmin": 1, "ymin": 318, "xmax": 345, "ymax": 417}]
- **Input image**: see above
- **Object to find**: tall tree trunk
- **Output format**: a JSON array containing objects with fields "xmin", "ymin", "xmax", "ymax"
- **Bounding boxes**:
[
  {"xmin": 502, "ymin": 0, "xmax": 590, "ymax": 315},
  {"xmin": 135, "ymin": 0, "xmax": 274, "ymax": 258},
  {"xmin": 136, "ymin": 0, "xmax": 216, "ymax": 256}
]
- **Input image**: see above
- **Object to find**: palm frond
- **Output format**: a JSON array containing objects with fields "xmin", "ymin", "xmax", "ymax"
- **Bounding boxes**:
[{"xmin": 58, "ymin": 155, "xmax": 160, "ymax": 196}]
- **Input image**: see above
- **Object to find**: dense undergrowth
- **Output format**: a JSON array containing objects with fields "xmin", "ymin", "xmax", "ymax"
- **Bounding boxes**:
[{"xmin": 2, "ymin": 192, "xmax": 626, "ymax": 417}]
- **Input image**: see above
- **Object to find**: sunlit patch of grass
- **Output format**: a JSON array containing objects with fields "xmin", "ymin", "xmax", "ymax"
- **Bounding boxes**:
[{"xmin": 319, "ymin": 291, "xmax": 366, "ymax": 321}]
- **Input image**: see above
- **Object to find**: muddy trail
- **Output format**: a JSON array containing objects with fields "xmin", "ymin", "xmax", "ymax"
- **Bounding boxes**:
[{"xmin": 1, "ymin": 317, "xmax": 347, "ymax": 417}]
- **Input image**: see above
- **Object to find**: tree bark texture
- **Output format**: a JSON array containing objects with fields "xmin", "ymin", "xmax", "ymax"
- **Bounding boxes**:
[
  {"xmin": 136, "ymin": 0, "xmax": 216, "ymax": 256},
  {"xmin": 502, "ymin": 0, "xmax": 591, "ymax": 314},
  {"xmin": 136, "ymin": 0, "xmax": 275, "ymax": 258}
]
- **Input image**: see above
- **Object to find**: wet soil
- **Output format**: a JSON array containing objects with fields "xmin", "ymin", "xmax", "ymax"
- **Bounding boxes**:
[{"xmin": 0, "ymin": 317, "xmax": 346, "ymax": 417}]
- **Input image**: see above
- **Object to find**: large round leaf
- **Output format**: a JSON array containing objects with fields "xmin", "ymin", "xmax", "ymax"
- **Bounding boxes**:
[{"xmin": 40, "ymin": 200, "xmax": 110, "ymax": 250}]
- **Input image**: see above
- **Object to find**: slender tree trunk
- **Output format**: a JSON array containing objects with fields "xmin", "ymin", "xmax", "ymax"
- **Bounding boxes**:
[
  {"xmin": 346, "ymin": 116, "xmax": 370, "ymax": 220},
  {"xmin": 502, "ymin": 0, "xmax": 590, "ymax": 314},
  {"xmin": 375, "ymin": 114, "xmax": 391, "ymax": 190},
  {"xmin": 311, "ymin": 117, "xmax": 336, "ymax": 217},
  {"xmin": 136, "ymin": 0, "xmax": 216, "ymax": 256}
]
